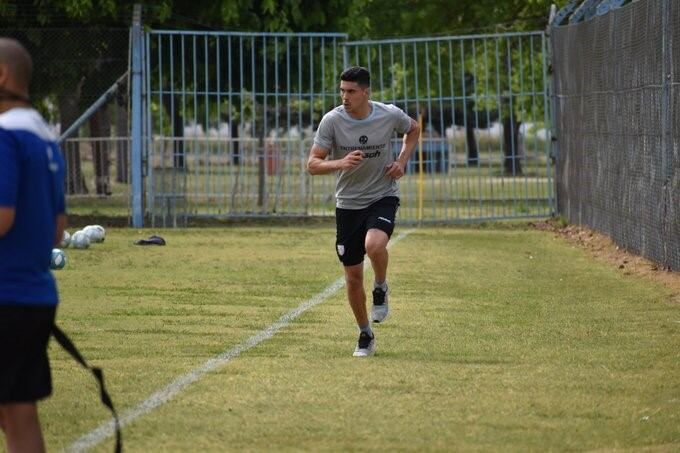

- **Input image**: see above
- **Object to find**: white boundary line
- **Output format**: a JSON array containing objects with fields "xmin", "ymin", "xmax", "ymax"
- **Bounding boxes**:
[{"xmin": 67, "ymin": 229, "xmax": 414, "ymax": 452}]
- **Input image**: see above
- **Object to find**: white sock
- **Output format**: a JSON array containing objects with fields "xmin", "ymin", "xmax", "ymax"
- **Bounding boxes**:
[
  {"xmin": 359, "ymin": 324, "xmax": 373, "ymax": 337},
  {"xmin": 374, "ymin": 280, "xmax": 388, "ymax": 292}
]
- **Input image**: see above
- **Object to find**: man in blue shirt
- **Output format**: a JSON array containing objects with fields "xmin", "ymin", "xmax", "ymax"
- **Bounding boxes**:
[{"xmin": 0, "ymin": 37, "xmax": 66, "ymax": 452}]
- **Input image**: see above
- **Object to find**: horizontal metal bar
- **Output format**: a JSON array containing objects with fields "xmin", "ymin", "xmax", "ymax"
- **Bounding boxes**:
[
  {"xmin": 150, "ymin": 30, "xmax": 542, "ymax": 43},
  {"xmin": 58, "ymin": 71, "xmax": 128, "ymax": 143},
  {"xmin": 181, "ymin": 212, "xmax": 553, "ymax": 223},
  {"xmin": 345, "ymin": 31, "xmax": 545, "ymax": 46},
  {"xmin": 149, "ymin": 90, "xmax": 549, "ymax": 99},
  {"xmin": 149, "ymin": 30, "xmax": 347, "ymax": 38},
  {"xmin": 399, "ymin": 213, "xmax": 553, "ymax": 225},
  {"xmin": 62, "ymin": 137, "xmax": 130, "ymax": 143}
]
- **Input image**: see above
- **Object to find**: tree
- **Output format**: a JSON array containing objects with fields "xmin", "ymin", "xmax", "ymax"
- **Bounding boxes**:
[
  {"xmin": 352, "ymin": 0, "xmax": 570, "ymax": 175},
  {"xmin": 140, "ymin": 0, "xmax": 372, "ymax": 167},
  {"xmin": 0, "ymin": 1, "xmax": 169, "ymax": 194},
  {"xmin": 354, "ymin": 0, "xmax": 569, "ymax": 38},
  {"xmin": 1, "ymin": 0, "xmax": 569, "ymax": 189},
  {"xmin": 1, "ymin": 0, "xmax": 374, "ymax": 197}
]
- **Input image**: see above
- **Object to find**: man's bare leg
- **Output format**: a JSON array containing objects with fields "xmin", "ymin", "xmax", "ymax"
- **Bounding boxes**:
[
  {"xmin": 344, "ymin": 262, "xmax": 377, "ymax": 356},
  {"xmin": 344, "ymin": 262, "xmax": 367, "ymax": 326},
  {"xmin": 0, "ymin": 403, "xmax": 46, "ymax": 453},
  {"xmin": 366, "ymin": 228, "xmax": 391, "ymax": 322},
  {"xmin": 365, "ymin": 228, "xmax": 390, "ymax": 284}
]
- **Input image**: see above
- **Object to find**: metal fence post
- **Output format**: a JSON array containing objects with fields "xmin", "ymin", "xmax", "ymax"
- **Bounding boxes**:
[
  {"xmin": 661, "ymin": 0, "xmax": 670, "ymax": 182},
  {"xmin": 130, "ymin": 4, "xmax": 144, "ymax": 227},
  {"xmin": 546, "ymin": 15, "xmax": 558, "ymax": 217},
  {"xmin": 660, "ymin": 0, "xmax": 672, "ymax": 268}
]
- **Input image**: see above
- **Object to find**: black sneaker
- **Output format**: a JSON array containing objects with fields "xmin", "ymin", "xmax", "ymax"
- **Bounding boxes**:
[
  {"xmin": 371, "ymin": 287, "xmax": 389, "ymax": 323},
  {"xmin": 352, "ymin": 331, "xmax": 376, "ymax": 357}
]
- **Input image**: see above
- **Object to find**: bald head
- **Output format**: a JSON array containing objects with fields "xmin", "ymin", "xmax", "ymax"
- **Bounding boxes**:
[{"xmin": 0, "ymin": 38, "xmax": 33, "ymax": 94}]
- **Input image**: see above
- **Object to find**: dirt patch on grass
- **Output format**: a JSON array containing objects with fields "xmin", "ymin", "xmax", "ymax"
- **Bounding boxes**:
[{"xmin": 533, "ymin": 219, "xmax": 680, "ymax": 304}]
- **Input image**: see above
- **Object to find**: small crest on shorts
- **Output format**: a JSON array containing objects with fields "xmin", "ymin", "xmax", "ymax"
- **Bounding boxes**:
[{"xmin": 337, "ymin": 244, "xmax": 345, "ymax": 256}]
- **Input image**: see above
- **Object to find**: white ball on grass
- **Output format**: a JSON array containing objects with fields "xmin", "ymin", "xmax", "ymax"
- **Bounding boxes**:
[
  {"xmin": 71, "ymin": 230, "xmax": 90, "ymax": 249},
  {"xmin": 84, "ymin": 225, "xmax": 106, "ymax": 243},
  {"xmin": 93, "ymin": 225, "xmax": 106, "ymax": 242},
  {"xmin": 50, "ymin": 248, "xmax": 67, "ymax": 269},
  {"xmin": 59, "ymin": 230, "xmax": 71, "ymax": 248}
]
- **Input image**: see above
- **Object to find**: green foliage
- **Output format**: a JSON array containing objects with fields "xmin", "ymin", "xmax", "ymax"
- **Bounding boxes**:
[
  {"xmin": 0, "ymin": 1, "xmax": 574, "ymax": 45},
  {"xmin": 0, "ymin": 1, "xmax": 172, "ymax": 26},
  {"xmin": 0, "ymin": 0, "xmax": 571, "ymax": 129},
  {"xmin": 356, "ymin": 0, "xmax": 571, "ymax": 39}
]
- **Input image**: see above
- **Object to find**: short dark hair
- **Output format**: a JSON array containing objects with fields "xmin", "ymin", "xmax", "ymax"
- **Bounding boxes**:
[{"xmin": 340, "ymin": 66, "xmax": 370, "ymax": 87}]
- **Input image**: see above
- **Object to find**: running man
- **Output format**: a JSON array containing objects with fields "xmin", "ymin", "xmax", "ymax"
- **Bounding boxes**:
[
  {"xmin": 307, "ymin": 66, "xmax": 420, "ymax": 357},
  {"xmin": 0, "ymin": 38, "xmax": 67, "ymax": 452}
]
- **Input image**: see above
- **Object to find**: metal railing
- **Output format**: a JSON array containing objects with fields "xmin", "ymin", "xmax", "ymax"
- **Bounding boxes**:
[
  {"xmin": 61, "ymin": 137, "xmax": 131, "ymax": 220},
  {"xmin": 137, "ymin": 29, "xmax": 554, "ymax": 225}
]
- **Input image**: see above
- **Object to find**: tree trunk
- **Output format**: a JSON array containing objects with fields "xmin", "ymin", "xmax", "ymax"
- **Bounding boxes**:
[
  {"xmin": 89, "ymin": 106, "xmax": 112, "ymax": 195},
  {"xmin": 501, "ymin": 41, "xmax": 523, "ymax": 176},
  {"xmin": 58, "ymin": 93, "xmax": 88, "ymax": 195},
  {"xmin": 161, "ymin": 94, "xmax": 185, "ymax": 169},
  {"xmin": 466, "ymin": 121, "xmax": 479, "ymax": 166},
  {"xmin": 115, "ymin": 98, "xmax": 129, "ymax": 183},
  {"xmin": 503, "ymin": 116, "xmax": 523, "ymax": 176},
  {"xmin": 231, "ymin": 119, "xmax": 240, "ymax": 165}
]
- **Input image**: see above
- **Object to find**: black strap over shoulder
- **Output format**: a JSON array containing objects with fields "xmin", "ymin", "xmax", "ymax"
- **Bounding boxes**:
[{"xmin": 52, "ymin": 324, "xmax": 122, "ymax": 453}]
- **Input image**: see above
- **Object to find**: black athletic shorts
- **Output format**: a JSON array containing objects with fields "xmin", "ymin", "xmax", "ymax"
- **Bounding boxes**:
[
  {"xmin": 335, "ymin": 196, "xmax": 400, "ymax": 267},
  {"xmin": 0, "ymin": 305, "xmax": 56, "ymax": 403}
]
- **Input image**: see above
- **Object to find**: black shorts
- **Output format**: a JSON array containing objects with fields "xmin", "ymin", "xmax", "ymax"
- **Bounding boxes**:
[
  {"xmin": 335, "ymin": 196, "xmax": 400, "ymax": 267},
  {"xmin": 0, "ymin": 305, "xmax": 56, "ymax": 403}
]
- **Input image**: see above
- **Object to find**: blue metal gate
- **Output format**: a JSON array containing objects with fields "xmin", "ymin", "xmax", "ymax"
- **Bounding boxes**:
[
  {"xmin": 131, "ymin": 28, "xmax": 553, "ymax": 226},
  {"xmin": 344, "ymin": 32, "xmax": 554, "ymax": 223}
]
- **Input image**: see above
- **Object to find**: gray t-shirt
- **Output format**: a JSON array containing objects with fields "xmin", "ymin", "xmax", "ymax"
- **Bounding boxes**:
[{"xmin": 313, "ymin": 100, "xmax": 412, "ymax": 209}]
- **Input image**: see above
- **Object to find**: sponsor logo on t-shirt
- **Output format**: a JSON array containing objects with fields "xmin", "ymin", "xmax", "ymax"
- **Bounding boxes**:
[
  {"xmin": 338, "ymin": 134, "xmax": 386, "ymax": 158},
  {"xmin": 339, "ymin": 142, "xmax": 386, "ymax": 159}
]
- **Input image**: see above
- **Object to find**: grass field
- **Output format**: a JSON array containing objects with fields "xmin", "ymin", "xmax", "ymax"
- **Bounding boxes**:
[{"xmin": 35, "ymin": 225, "xmax": 679, "ymax": 452}]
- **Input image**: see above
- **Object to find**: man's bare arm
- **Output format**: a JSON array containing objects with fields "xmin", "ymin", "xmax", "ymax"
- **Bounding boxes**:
[
  {"xmin": 1, "ymin": 208, "xmax": 66, "ymax": 246},
  {"xmin": 306, "ymin": 144, "xmax": 364, "ymax": 175},
  {"xmin": 0, "ymin": 207, "xmax": 15, "ymax": 237},
  {"xmin": 386, "ymin": 118, "xmax": 421, "ymax": 180},
  {"xmin": 54, "ymin": 214, "xmax": 66, "ymax": 246}
]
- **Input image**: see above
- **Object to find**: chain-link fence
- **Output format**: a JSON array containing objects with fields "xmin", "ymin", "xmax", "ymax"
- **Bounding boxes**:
[
  {"xmin": 551, "ymin": 0, "xmax": 679, "ymax": 271},
  {"xmin": 2, "ymin": 28, "xmax": 131, "ymax": 224}
]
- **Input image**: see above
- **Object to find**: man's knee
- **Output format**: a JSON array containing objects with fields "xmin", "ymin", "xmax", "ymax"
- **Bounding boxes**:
[
  {"xmin": 365, "ymin": 242, "xmax": 387, "ymax": 258},
  {"xmin": 344, "ymin": 265, "xmax": 364, "ymax": 288},
  {"xmin": 365, "ymin": 229, "xmax": 389, "ymax": 258},
  {"xmin": 0, "ymin": 403, "xmax": 39, "ymax": 428}
]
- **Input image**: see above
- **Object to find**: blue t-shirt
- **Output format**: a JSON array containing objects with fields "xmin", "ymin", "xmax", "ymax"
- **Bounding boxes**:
[{"xmin": 0, "ymin": 107, "xmax": 66, "ymax": 306}]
